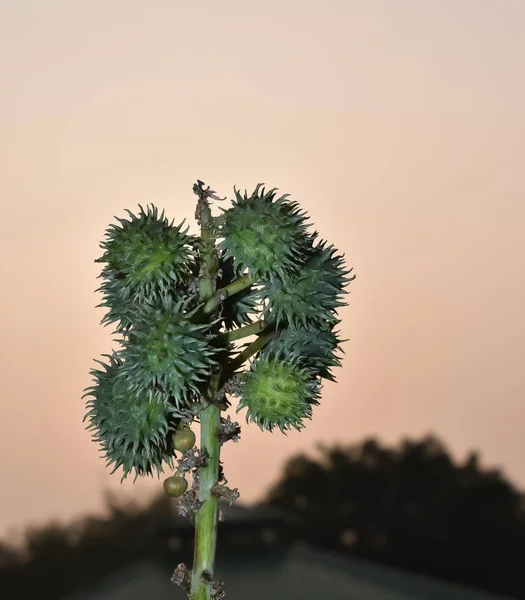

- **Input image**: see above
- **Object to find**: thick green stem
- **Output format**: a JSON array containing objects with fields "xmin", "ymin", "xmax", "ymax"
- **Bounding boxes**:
[
  {"xmin": 189, "ymin": 184, "xmax": 222, "ymax": 600},
  {"xmin": 190, "ymin": 376, "xmax": 221, "ymax": 600},
  {"xmin": 198, "ymin": 225, "xmax": 218, "ymax": 303}
]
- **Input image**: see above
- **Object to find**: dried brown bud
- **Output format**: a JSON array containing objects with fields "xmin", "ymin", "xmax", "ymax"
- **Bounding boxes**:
[
  {"xmin": 177, "ymin": 489, "xmax": 203, "ymax": 522},
  {"xmin": 177, "ymin": 447, "xmax": 209, "ymax": 473},
  {"xmin": 171, "ymin": 562, "xmax": 191, "ymax": 593},
  {"xmin": 218, "ymin": 415, "xmax": 241, "ymax": 445},
  {"xmin": 202, "ymin": 571, "xmax": 226, "ymax": 599},
  {"xmin": 211, "ymin": 484, "xmax": 240, "ymax": 506}
]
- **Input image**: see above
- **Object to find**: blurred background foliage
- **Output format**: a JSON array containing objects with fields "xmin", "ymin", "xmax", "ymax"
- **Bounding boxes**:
[{"xmin": 1, "ymin": 433, "xmax": 524, "ymax": 599}]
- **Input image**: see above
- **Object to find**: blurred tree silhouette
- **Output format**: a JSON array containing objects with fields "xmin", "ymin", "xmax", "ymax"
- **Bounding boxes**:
[
  {"xmin": 2, "ymin": 434, "xmax": 524, "ymax": 599},
  {"xmin": 265, "ymin": 434, "xmax": 525, "ymax": 598},
  {"xmin": 0, "ymin": 488, "xmax": 174, "ymax": 600}
]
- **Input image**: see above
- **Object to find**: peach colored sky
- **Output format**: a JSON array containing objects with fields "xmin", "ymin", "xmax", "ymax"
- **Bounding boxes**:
[{"xmin": 1, "ymin": 1, "xmax": 524, "ymax": 543}]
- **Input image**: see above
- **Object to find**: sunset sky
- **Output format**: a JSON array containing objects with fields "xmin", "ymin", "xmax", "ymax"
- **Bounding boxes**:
[{"xmin": 1, "ymin": 0, "xmax": 524, "ymax": 544}]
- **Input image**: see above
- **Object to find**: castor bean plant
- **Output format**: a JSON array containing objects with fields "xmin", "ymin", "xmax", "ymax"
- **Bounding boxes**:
[{"xmin": 83, "ymin": 180, "xmax": 355, "ymax": 599}]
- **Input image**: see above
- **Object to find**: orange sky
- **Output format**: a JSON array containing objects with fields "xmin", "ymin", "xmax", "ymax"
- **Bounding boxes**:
[{"xmin": 1, "ymin": 0, "xmax": 524, "ymax": 544}]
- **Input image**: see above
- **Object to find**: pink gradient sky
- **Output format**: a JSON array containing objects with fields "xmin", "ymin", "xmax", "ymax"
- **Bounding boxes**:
[{"xmin": 1, "ymin": 0, "xmax": 524, "ymax": 543}]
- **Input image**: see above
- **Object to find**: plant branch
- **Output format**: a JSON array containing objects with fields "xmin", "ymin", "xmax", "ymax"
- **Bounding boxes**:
[
  {"xmin": 201, "ymin": 275, "xmax": 255, "ymax": 317},
  {"xmin": 226, "ymin": 331, "xmax": 276, "ymax": 377},
  {"xmin": 215, "ymin": 319, "xmax": 267, "ymax": 344}
]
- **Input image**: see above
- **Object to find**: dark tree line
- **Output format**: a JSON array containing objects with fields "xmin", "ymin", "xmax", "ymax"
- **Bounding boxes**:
[
  {"xmin": 264, "ymin": 434, "xmax": 525, "ymax": 598},
  {"xmin": 1, "ymin": 434, "xmax": 524, "ymax": 599},
  {"xmin": 0, "ymin": 489, "xmax": 174, "ymax": 599}
]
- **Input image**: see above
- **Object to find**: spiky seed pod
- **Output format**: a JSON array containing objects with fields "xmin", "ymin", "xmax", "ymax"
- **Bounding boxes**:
[
  {"xmin": 236, "ymin": 353, "xmax": 321, "ymax": 433},
  {"xmin": 217, "ymin": 253, "xmax": 262, "ymax": 329},
  {"xmin": 262, "ymin": 324, "xmax": 347, "ymax": 382},
  {"xmin": 82, "ymin": 354, "xmax": 181, "ymax": 482},
  {"xmin": 217, "ymin": 184, "xmax": 312, "ymax": 281},
  {"xmin": 262, "ymin": 238, "xmax": 354, "ymax": 330},
  {"xmin": 95, "ymin": 205, "xmax": 197, "ymax": 330},
  {"xmin": 95, "ymin": 275, "xmax": 149, "ymax": 333},
  {"xmin": 117, "ymin": 297, "xmax": 219, "ymax": 407},
  {"xmin": 97, "ymin": 259, "xmax": 201, "ymax": 334}
]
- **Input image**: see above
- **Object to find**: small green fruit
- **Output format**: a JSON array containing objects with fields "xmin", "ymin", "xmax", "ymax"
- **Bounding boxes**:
[
  {"xmin": 173, "ymin": 427, "xmax": 196, "ymax": 452},
  {"xmin": 163, "ymin": 475, "xmax": 188, "ymax": 497}
]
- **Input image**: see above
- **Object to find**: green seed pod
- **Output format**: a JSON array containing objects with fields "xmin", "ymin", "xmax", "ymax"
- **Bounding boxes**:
[
  {"xmin": 95, "ymin": 204, "xmax": 198, "ymax": 331},
  {"xmin": 95, "ymin": 275, "xmax": 148, "ymax": 333},
  {"xmin": 236, "ymin": 354, "xmax": 321, "ymax": 433},
  {"xmin": 262, "ymin": 238, "xmax": 354, "ymax": 330},
  {"xmin": 217, "ymin": 184, "xmax": 311, "ymax": 281},
  {"xmin": 118, "ymin": 297, "xmax": 219, "ymax": 407},
  {"xmin": 163, "ymin": 475, "xmax": 188, "ymax": 497},
  {"xmin": 82, "ymin": 354, "xmax": 181, "ymax": 482},
  {"xmin": 173, "ymin": 426, "xmax": 196, "ymax": 452},
  {"xmin": 262, "ymin": 324, "xmax": 346, "ymax": 382}
]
